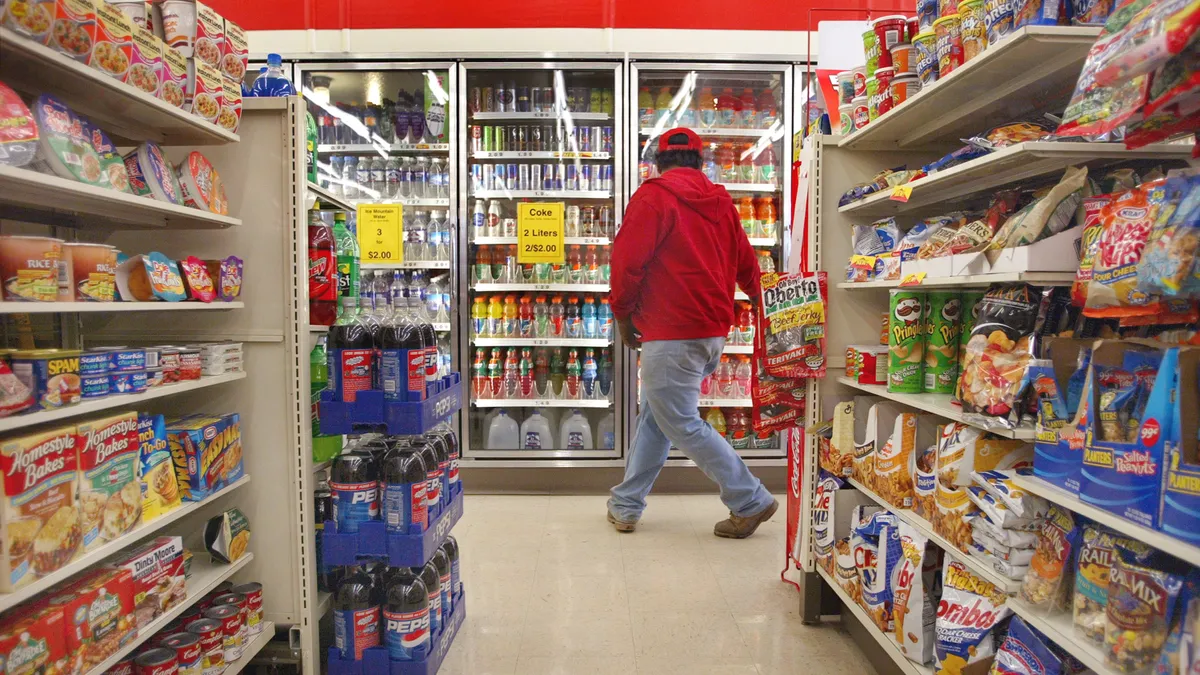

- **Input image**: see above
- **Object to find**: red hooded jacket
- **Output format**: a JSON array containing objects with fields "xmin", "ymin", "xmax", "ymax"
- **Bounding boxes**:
[{"xmin": 611, "ymin": 168, "xmax": 761, "ymax": 342}]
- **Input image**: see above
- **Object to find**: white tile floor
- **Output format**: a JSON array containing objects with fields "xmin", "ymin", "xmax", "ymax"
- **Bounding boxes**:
[{"xmin": 441, "ymin": 494, "xmax": 879, "ymax": 675}]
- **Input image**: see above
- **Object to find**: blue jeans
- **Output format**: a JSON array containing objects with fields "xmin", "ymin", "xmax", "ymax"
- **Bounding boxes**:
[{"xmin": 608, "ymin": 337, "xmax": 774, "ymax": 522}]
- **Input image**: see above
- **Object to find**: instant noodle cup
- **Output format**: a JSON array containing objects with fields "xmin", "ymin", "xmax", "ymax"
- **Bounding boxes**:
[
  {"xmin": 923, "ymin": 291, "xmax": 962, "ymax": 393},
  {"xmin": 46, "ymin": 0, "xmax": 96, "ymax": 63},
  {"xmin": 220, "ymin": 17, "xmax": 247, "ymax": 83},
  {"xmin": 30, "ymin": 94, "xmax": 110, "ymax": 188},
  {"xmin": 888, "ymin": 289, "xmax": 926, "ymax": 393},
  {"xmin": 839, "ymin": 103, "xmax": 855, "ymax": 134},
  {"xmin": 159, "ymin": 0, "xmax": 195, "ymax": 56},
  {"xmin": 110, "ymin": 0, "xmax": 147, "ymax": 29},
  {"xmin": 863, "ymin": 28, "xmax": 881, "ymax": 76},
  {"xmin": 82, "ymin": 118, "xmax": 130, "ymax": 193},
  {"xmin": 984, "ymin": 0, "xmax": 1014, "ymax": 45},
  {"xmin": 933, "ymin": 15, "xmax": 964, "ymax": 77},
  {"xmin": 890, "ymin": 42, "xmax": 916, "ymax": 75},
  {"xmin": 176, "ymin": 151, "xmax": 228, "ymax": 215},
  {"xmin": 127, "ymin": 25, "xmax": 162, "ymax": 96},
  {"xmin": 958, "ymin": 0, "xmax": 988, "ymax": 62},
  {"xmin": 0, "ymin": 235, "xmax": 62, "ymax": 302},
  {"xmin": 160, "ymin": 39, "xmax": 188, "ymax": 109},
  {"xmin": 852, "ymin": 66, "xmax": 867, "ymax": 97},
  {"xmin": 837, "ymin": 70, "xmax": 856, "ymax": 104},
  {"xmin": 872, "ymin": 14, "xmax": 908, "ymax": 68},
  {"xmin": 117, "ymin": 252, "xmax": 186, "ymax": 302},
  {"xmin": 89, "ymin": 1, "xmax": 132, "ymax": 82},
  {"xmin": 4, "ymin": 0, "xmax": 56, "ymax": 42},
  {"xmin": 124, "ymin": 141, "xmax": 184, "ymax": 204},
  {"xmin": 188, "ymin": 58, "xmax": 223, "ymax": 124},
  {"xmin": 892, "ymin": 75, "xmax": 921, "ymax": 106},
  {"xmin": 914, "ymin": 29, "xmax": 939, "ymax": 85},
  {"xmin": 866, "ymin": 77, "xmax": 880, "ymax": 121},
  {"xmin": 0, "ymin": 82, "xmax": 39, "ymax": 168},
  {"xmin": 851, "ymin": 95, "xmax": 870, "ymax": 130},
  {"xmin": 65, "ymin": 243, "xmax": 117, "ymax": 302}
]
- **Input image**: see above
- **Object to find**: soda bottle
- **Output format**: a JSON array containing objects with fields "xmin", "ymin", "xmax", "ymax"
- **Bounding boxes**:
[
  {"xmin": 442, "ymin": 536, "xmax": 461, "ymax": 599},
  {"xmin": 487, "ymin": 350, "xmax": 502, "ymax": 399},
  {"xmin": 380, "ymin": 447, "xmax": 428, "ymax": 534},
  {"xmin": 728, "ymin": 409, "xmax": 751, "ymax": 449},
  {"xmin": 698, "ymin": 86, "xmax": 717, "ymax": 129},
  {"xmin": 306, "ymin": 110, "xmax": 318, "ymax": 182},
  {"xmin": 518, "ymin": 349, "xmax": 535, "ymax": 398},
  {"xmin": 598, "ymin": 298, "xmax": 613, "ymax": 340},
  {"xmin": 502, "ymin": 349, "xmax": 519, "ymax": 398},
  {"xmin": 549, "ymin": 296, "xmax": 565, "ymax": 337},
  {"xmin": 412, "ymin": 561, "xmax": 443, "ymax": 635},
  {"xmin": 487, "ymin": 296, "xmax": 504, "ymax": 337},
  {"xmin": 333, "ymin": 568, "xmax": 381, "ymax": 660},
  {"xmin": 472, "ymin": 199, "xmax": 486, "ymax": 240},
  {"xmin": 758, "ymin": 88, "xmax": 779, "ymax": 128},
  {"xmin": 584, "ymin": 246, "xmax": 600, "ymax": 284},
  {"xmin": 567, "ymin": 246, "xmax": 583, "ymax": 284},
  {"xmin": 533, "ymin": 295, "xmax": 550, "ymax": 337},
  {"xmin": 518, "ymin": 295, "xmax": 534, "ymax": 338},
  {"xmin": 701, "ymin": 144, "xmax": 719, "ymax": 182},
  {"xmin": 472, "ymin": 348, "xmax": 488, "ymax": 398},
  {"xmin": 739, "ymin": 88, "xmax": 757, "ymax": 128},
  {"xmin": 309, "ymin": 210, "xmax": 338, "ymax": 326},
  {"xmin": 716, "ymin": 88, "xmax": 737, "ymax": 128},
  {"xmin": 431, "ymin": 548, "xmax": 453, "ymax": 621},
  {"xmin": 380, "ymin": 288, "xmax": 427, "ymax": 402},
  {"xmin": 332, "ymin": 212, "xmax": 359, "ymax": 307},
  {"xmin": 599, "ymin": 348, "xmax": 613, "ymax": 398},
  {"xmin": 654, "ymin": 86, "xmax": 675, "ymax": 126},
  {"xmin": 582, "ymin": 348, "xmax": 597, "ymax": 398},
  {"xmin": 330, "ymin": 449, "xmax": 379, "ymax": 533},
  {"xmin": 737, "ymin": 143, "xmax": 756, "ymax": 183},
  {"xmin": 327, "ymin": 297, "xmax": 373, "ymax": 402},
  {"xmin": 734, "ymin": 356, "xmax": 753, "ymax": 398},
  {"xmin": 311, "ymin": 336, "xmax": 343, "ymax": 462},
  {"xmin": 550, "ymin": 348, "xmax": 566, "ymax": 398},
  {"xmin": 534, "ymin": 348, "xmax": 550, "ymax": 397},
  {"xmin": 737, "ymin": 302, "xmax": 756, "ymax": 345},
  {"xmin": 565, "ymin": 296, "xmax": 582, "ymax": 338},
  {"xmin": 410, "ymin": 289, "xmax": 438, "ymax": 387},
  {"xmin": 736, "ymin": 197, "xmax": 756, "ymax": 237},
  {"xmin": 250, "ymin": 53, "xmax": 296, "ymax": 96},
  {"xmin": 564, "ymin": 349, "xmax": 581, "ymax": 399},
  {"xmin": 715, "ymin": 356, "xmax": 735, "ymax": 398},
  {"xmin": 704, "ymin": 408, "xmax": 727, "ymax": 436},
  {"xmin": 755, "ymin": 144, "xmax": 778, "ymax": 186},
  {"xmin": 502, "ymin": 294, "xmax": 519, "ymax": 337},
  {"xmin": 757, "ymin": 250, "xmax": 776, "ymax": 274},
  {"xmin": 717, "ymin": 143, "xmax": 736, "ymax": 183},
  {"xmin": 381, "ymin": 569, "xmax": 430, "ymax": 662},
  {"xmin": 756, "ymin": 196, "xmax": 777, "ymax": 238}
]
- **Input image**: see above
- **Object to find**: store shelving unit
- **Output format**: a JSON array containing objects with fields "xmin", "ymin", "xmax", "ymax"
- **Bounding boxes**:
[
  {"xmin": 473, "ymin": 236, "xmax": 610, "ymax": 245},
  {"xmin": 834, "ymin": 377, "xmax": 1035, "ymax": 441},
  {"xmin": 815, "ymin": 567, "xmax": 934, "ymax": 675},
  {"xmin": 473, "ymin": 151, "xmax": 612, "ymax": 160},
  {"xmin": 837, "ymin": 272, "xmax": 1076, "ymax": 290},
  {"xmin": 474, "ymin": 337, "xmax": 610, "ymax": 347},
  {"xmin": 475, "ymin": 398, "xmax": 611, "ymax": 408},
  {"xmin": 1007, "ymin": 599, "xmax": 1118, "ymax": 675},
  {"xmin": 307, "ymin": 181, "xmax": 355, "ymax": 212},
  {"xmin": 317, "ymin": 142, "xmax": 451, "ymax": 153},
  {"xmin": 474, "ymin": 283, "xmax": 610, "ymax": 292},
  {"xmin": 471, "ymin": 189, "xmax": 612, "ymax": 199},
  {"xmin": 225, "ymin": 622, "xmax": 278, "ymax": 675},
  {"xmin": 0, "ymin": 301, "xmax": 245, "ymax": 313}
]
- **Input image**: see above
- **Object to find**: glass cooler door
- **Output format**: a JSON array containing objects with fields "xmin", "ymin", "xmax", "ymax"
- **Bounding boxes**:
[
  {"xmin": 628, "ymin": 62, "xmax": 793, "ymax": 461},
  {"xmin": 458, "ymin": 61, "xmax": 624, "ymax": 461}
]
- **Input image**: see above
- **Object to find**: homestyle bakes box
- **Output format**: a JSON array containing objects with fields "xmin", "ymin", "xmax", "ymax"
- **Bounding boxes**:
[
  {"xmin": 166, "ymin": 412, "xmax": 242, "ymax": 501},
  {"xmin": 76, "ymin": 412, "xmax": 142, "ymax": 551}
]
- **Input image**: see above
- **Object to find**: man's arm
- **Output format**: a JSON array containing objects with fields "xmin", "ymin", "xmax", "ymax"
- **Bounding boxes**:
[{"xmin": 610, "ymin": 192, "xmax": 666, "ymax": 322}]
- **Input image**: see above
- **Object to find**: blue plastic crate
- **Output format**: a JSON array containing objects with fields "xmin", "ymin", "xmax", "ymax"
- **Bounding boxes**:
[
  {"xmin": 327, "ymin": 591, "xmax": 466, "ymax": 675},
  {"xmin": 322, "ymin": 487, "xmax": 463, "ymax": 567},
  {"xmin": 319, "ymin": 374, "xmax": 462, "ymax": 436}
]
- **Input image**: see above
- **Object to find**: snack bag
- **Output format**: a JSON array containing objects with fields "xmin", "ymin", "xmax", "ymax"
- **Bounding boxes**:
[
  {"xmin": 835, "ymin": 537, "xmax": 861, "ymax": 604},
  {"xmin": 1020, "ymin": 505, "xmax": 1079, "ymax": 613},
  {"xmin": 935, "ymin": 558, "xmax": 1012, "ymax": 675},
  {"xmin": 1086, "ymin": 181, "xmax": 1171, "ymax": 318},
  {"xmin": 1137, "ymin": 173, "xmax": 1200, "ymax": 299},
  {"xmin": 757, "ymin": 271, "xmax": 827, "ymax": 378},
  {"xmin": 876, "ymin": 412, "xmax": 930, "ymax": 509},
  {"xmin": 1074, "ymin": 527, "xmax": 1154, "ymax": 647},
  {"xmin": 1105, "ymin": 551, "xmax": 1187, "ymax": 674},
  {"xmin": 893, "ymin": 521, "xmax": 942, "ymax": 666},
  {"xmin": 1090, "ymin": 0, "xmax": 1200, "ymax": 87},
  {"xmin": 974, "ymin": 516, "xmax": 1039, "ymax": 549},
  {"xmin": 1073, "ymin": 194, "xmax": 1112, "ymax": 307},
  {"xmin": 991, "ymin": 616, "xmax": 1074, "ymax": 675},
  {"xmin": 752, "ymin": 367, "xmax": 805, "ymax": 434},
  {"xmin": 918, "ymin": 221, "xmax": 963, "ymax": 259},
  {"xmin": 912, "ymin": 441, "xmax": 938, "ymax": 519},
  {"xmin": 989, "ymin": 166, "xmax": 1088, "ymax": 250},
  {"xmin": 813, "ymin": 471, "xmax": 846, "ymax": 575},
  {"xmin": 827, "ymin": 400, "xmax": 857, "ymax": 478},
  {"xmin": 960, "ymin": 284, "xmax": 1040, "ymax": 427},
  {"xmin": 857, "ymin": 516, "xmax": 901, "ymax": 632},
  {"xmin": 970, "ymin": 469, "xmax": 1049, "ymax": 519},
  {"xmin": 966, "ymin": 486, "xmax": 1041, "ymax": 530}
]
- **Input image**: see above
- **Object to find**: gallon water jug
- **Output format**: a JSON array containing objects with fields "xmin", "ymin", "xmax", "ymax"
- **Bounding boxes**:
[
  {"xmin": 559, "ymin": 410, "xmax": 593, "ymax": 450},
  {"xmin": 486, "ymin": 410, "xmax": 520, "ymax": 449},
  {"xmin": 519, "ymin": 410, "xmax": 554, "ymax": 450}
]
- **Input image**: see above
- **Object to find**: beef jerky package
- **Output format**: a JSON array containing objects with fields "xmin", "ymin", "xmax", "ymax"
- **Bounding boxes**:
[
  {"xmin": 751, "ymin": 366, "xmax": 805, "ymax": 434},
  {"xmin": 757, "ymin": 271, "xmax": 828, "ymax": 378},
  {"xmin": 892, "ymin": 521, "xmax": 942, "ymax": 666},
  {"xmin": 935, "ymin": 558, "xmax": 1012, "ymax": 674}
]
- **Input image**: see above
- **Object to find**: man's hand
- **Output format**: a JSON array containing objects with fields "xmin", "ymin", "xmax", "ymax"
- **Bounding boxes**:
[{"xmin": 618, "ymin": 318, "xmax": 641, "ymax": 350}]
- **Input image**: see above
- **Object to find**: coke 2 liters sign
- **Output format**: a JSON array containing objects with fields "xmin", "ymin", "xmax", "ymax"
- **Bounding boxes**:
[{"xmin": 758, "ymin": 271, "xmax": 828, "ymax": 378}]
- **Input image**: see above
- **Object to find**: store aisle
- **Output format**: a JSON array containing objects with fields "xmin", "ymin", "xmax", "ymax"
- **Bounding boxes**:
[{"xmin": 441, "ymin": 494, "xmax": 878, "ymax": 675}]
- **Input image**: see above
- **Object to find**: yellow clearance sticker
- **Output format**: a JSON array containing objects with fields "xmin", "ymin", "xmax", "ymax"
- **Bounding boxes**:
[
  {"xmin": 517, "ymin": 202, "xmax": 565, "ymax": 264},
  {"xmin": 357, "ymin": 204, "xmax": 403, "ymax": 263}
]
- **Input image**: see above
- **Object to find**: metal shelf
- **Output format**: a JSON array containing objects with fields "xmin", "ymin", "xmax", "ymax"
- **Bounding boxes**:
[
  {"xmin": 474, "ymin": 283, "xmax": 609, "ymax": 292},
  {"xmin": 223, "ymin": 621, "xmax": 276, "ymax": 675},
  {"xmin": 473, "ymin": 398, "xmax": 611, "ymax": 408},
  {"xmin": 816, "ymin": 567, "xmax": 935, "ymax": 675},
  {"xmin": 834, "ymin": 376, "xmax": 1035, "ymax": 440},
  {"xmin": 640, "ymin": 127, "xmax": 774, "ymax": 138},
  {"xmin": 471, "ymin": 190, "xmax": 612, "ymax": 200},
  {"xmin": 316, "ymin": 592, "xmax": 332, "ymax": 618},
  {"xmin": 1010, "ymin": 472, "xmax": 1200, "ymax": 565},
  {"xmin": 472, "ymin": 151, "xmax": 611, "ymax": 160},
  {"xmin": 717, "ymin": 183, "xmax": 780, "ymax": 192},
  {"xmin": 0, "ymin": 164, "xmax": 242, "ymax": 230},
  {"xmin": 838, "ymin": 142, "xmax": 1193, "ymax": 217},
  {"xmin": 846, "ymin": 476, "xmax": 1022, "ymax": 593},
  {"xmin": 349, "ymin": 197, "xmax": 451, "ymax": 208},
  {"xmin": 837, "ymin": 272, "xmax": 1076, "ymax": 290},
  {"xmin": 0, "ymin": 301, "xmax": 244, "ymax": 314},
  {"xmin": 1008, "ymin": 599, "xmax": 1118, "ymax": 675},
  {"xmin": 316, "ymin": 142, "xmax": 449, "ymax": 153},
  {"xmin": 361, "ymin": 260, "xmax": 452, "ymax": 270},
  {"xmin": 474, "ymin": 112, "xmax": 611, "ymax": 121},
  {"xmin": 723, "ymin": 345, "xmax": 754, "ymax": 354},
  {"xmin": 0, "ymin": 372, "xmax": 247, "ymax": 433},
  {"xmin": 840, "ymin": 26, "xmax": 1101, "ymax": 150},
  {"xmin": 473, "ymin": 337, "xmax": 611, "ymax": 347},
  {"xmin": 307, "ymin": 181, "xmax": 355, "ymax": 212},
  {"xmin": 698, "ymin": 398, "xmax": 752, "ymax": 407},
  {"xmin": 0, "ymin": 28, "xmax": 238, "ymax": 145},
  {"xmin": 0, "ymin": 476, "xmax": 251, "ymax": 614},
  {"xmin": 473, "ymin": 236, "xmax": 610, "ymax": 245}
]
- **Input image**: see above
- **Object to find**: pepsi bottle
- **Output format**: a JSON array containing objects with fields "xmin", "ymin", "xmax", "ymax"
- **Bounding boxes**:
[
  {"xmin": 428, "ymin": 426, "xmax": 459, "ymax": 501},
  {"xmin": 315, "ymin": 483, "xmax": 333, "ymax": 592},
  {"xmin": 327, "ymin": 296, "xmax": 374, "ymax": 403},
  {"xmin": 412, "ymin": 561, "xmax": 443, "ymax": 634},
  {"xmin": 329, "ymin": 449, "xmax": 379, "ymax": 533},
  {"xmin": 406, "ymin": 284, "xmax": 439, "ymax": 387},
  {"xmin": 442, "ymin": 536, "xmax": 461, "ymax": 599},
  {"xmin": 333, "ymin": 568, "xmax": 382, "ymax": 660},
  {"xmin": 380, "ymin": 288, "xmax": 427, "ymax": 402},
  {"xmin": 431, "ymin": 547, "xmax": 453, "ymax": 620},
  {"xmin": 383, "ymin": 569, "xmax": 430, "ymax": 662},
  {"xmin": 381, "ymin": 447, "xmax": 428, "ymax": 533},
  {"xmin": 423, "ymin": 433, "xmax": 452, "ymax": 510},
  {"xmin": 413, "ymin": 438, "xmax": 443, "ymax": 513}
]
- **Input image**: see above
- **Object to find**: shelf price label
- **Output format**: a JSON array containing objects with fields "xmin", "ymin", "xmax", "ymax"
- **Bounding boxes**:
[
  {"xmin": 890, "ymin": 185, "xmax": 913, "ymax": 202},
  {"xmin": 899, "ymin": 272, "xmax": 927, "ymax": 286},
  {"xmin": 357, "ymin": 203, "xmax": 403, "ymax": 263},
  {"xmin": 517, "ymin": 202, "xmax": 565, "ymax": 265}
]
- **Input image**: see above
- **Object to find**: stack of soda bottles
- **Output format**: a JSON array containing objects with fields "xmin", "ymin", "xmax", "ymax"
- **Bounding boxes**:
[
  {"xmin": 637, "ymin": 85, "xmax": 779, "ymax": 131},
  {"xmin": 702, "ymin": 407, "xmax": 780, "ymax": 451},
  {"xmin": 726, "ymin": 301, "xmax": 756, "ymax": 347},
  {"xmin": 473, "ymin": 246, "xmax": 611, "ymax": 285},
  {"xmin": 471, "ymin": 200, "xmax": 614, "ymax": 241},
  {"xmin": 472, "ymin": 347, "xmax": 613, "ymax": 401},
  {"xmin": 472, "ymin": 294, "xmax": 613, "ymax": 340}
]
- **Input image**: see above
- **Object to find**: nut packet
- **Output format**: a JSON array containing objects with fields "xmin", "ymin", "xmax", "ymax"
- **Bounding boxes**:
[
  {"xmin": 1105, "ymin": 550, "xmax": 1187, "ymax": 674},
  {"xmin": 1073, "ymin": 526, "xmax": 1154, "ymax": 647},
  {"xmin": 1019, "ymin": 505, "xmax": 1080, "ymax": 614},
  {"xmin": 935, "ymin": 558, "xmax": 1012, "ymax": 674}
]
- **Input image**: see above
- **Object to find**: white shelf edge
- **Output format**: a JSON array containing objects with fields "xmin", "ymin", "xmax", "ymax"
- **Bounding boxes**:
[
  {"xmin": 473, "ymin": 112, "xmax": 611, "ymax": 121},
  {"xmin": 845, "ymin": 476, "xmax": 1022, "ymax": 594},
  {"xmin": 472, "ymin": 237, "xmax": 611, "ymax": 245},
  {"xmin": 698, "ymin": 398, "xmax": 752, "ymax": 407},
  {"xmin": 307, "ymin": 181, "xmax": 355, "ymax": 212},
  {"xmin": 472, "ymin": 338, "xmax": 611, "ymax": 347},
  {"xmin": 640, "ymin": 127, "xmax": 773, "ymax": 138},
  {"xmin": 1008, "ymin": 599, "xmax": 1115, "ymax": 675},
  {"xmin": 471, "ymin": 152, "xmax": 612, "ymax": 160},
  {"xmin": 747, "ymin": 237, "xmax": 777, "ymax": 246},
  {"xmin": 471, "ymin": 190, "xmax": 613, "ymax": 200},
  {"xmin": 83, "ymin": 554, "xmax": 254, "ymax": 675},
  {"xmin": 0, "ymin": 475, "xmax": 252, "ymax": 613},
  {"xmin": 0, "ymin": 372, "xmax": 247, "ymax": 433},
  {"xmin": 723, "ymin": 345, "xmax": 755, "ymax": 354},
  {"xmin": 836, "ymin": 272, "xmax": 1077, "ymax": 289},
  {"xmin": 717, "ymin": 183, "xmax": 781, "ymax": 192},
  {"xmin": 834, "ymin": 376, "xmax": 1034, "ymax": 441},
  {"xmin": 815, "ymin": 566, "xmax": 935, "ymax": 675},
  {"xmin": 474, "ymin": 284, "xmax": 610, "ymax": 292},
  {"xmin": 222, "ymin": 621, "xmax": 276, "ymax": 675},
  {"xmin": 473, "ymin": 399, "xmax": 612, "ymax": 408},
  {"xmin": 316, "ymin": 143, "xmax": 449, "ymax": 152},
  {"xmin": 0, "ymin": 301, "xmax": 244, "ymax": 314},
  {"xmin": 361, "ymin": 261, "xmax": 452, "ymax": 270},
  {"xmin": 1009, "ymin": 472, "xmax": 1200, "ymax": 564}
]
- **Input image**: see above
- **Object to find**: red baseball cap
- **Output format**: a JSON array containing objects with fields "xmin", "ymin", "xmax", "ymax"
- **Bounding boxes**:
[{"xmin": 657, "ymin": 127, "xmax": 703, "ymax": 153}]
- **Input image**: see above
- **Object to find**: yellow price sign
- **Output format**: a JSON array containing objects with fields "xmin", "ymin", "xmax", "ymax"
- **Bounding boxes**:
[
  {"xmin": 890, "ymin": 185, "xmax": 913, "ymax": 202},
  {"xmin": 517, "ymin": 202, "xmax": 565, "ymax": 264},
  {"xmin": 899, "ymin": 272, "xmax": 927, "ymax": 286},
  {"xmin": 357, "ymin": 203, "xmax": 403, "ymax": 263}
]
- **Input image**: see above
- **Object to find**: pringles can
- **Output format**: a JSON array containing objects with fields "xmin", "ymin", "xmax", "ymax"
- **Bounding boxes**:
[
  {"xmin": 888, "ymin": 289, "xmax": 926, "ymax": 393},
  {"xmin": 923, "ymin": 291, "xmax": 962, "ymax": 394}
]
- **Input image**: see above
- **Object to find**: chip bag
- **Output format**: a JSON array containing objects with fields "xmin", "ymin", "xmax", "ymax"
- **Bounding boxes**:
[
  {"xmin": 991, "ymin": 616, "xmax": 1077, "ymax": 675},
  {"xmin": 959, "ymin": 284, "xmax": 1041, "ymax": 427},
  {"xmin": 893, "ymin": 521, "xmax": 942, "ymax": 666},
  {"xmin": 1084, "ymin": 180, "xmax": 1171, "ymax": 318},
  {"xmin": 935, "ymin": 558, "xmax": 1012, "ymax": 675},
  {"xmin": 1072, "ymin": 194, "xmax": 1113, "ymax": 307}
]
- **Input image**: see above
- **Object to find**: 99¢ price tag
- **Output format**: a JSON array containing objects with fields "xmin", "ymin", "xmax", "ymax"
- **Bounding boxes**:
[
  {"xmin": 357, "ymin": 204, "xmax": 403, "ymax": 263},
  {"xmin": 517, "ymin": 202, "xmax": 565, "ymax": 265}
]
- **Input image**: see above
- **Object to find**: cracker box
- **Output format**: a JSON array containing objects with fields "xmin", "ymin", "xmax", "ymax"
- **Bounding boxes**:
[
  {"xmin": 138, "ymin": 413, "xmax": 181, "ymax": 522},
  {"xmin": 813, "ymin": 472, "xmax": 876, "ymax": 576},
  {"xmin": 89, "ymin": 1, "xmax": 132, "ymax": 82},
  {"xmin": 76, "ymin": 413, "xmax": 141, "ymax": 551},
  {"xmin": 159, "ymin": 39, "xmax": 188, "ymax": 109},
  {"xmin": 166, "ymin": 413, "xmax": 242, "ymax": 501},
  {"xmin": 0, "ymin": 425, "xmax": 81, "ymax": 591},
  {"xmin": 189, "ymin": 58, "xmax": 222, "ymax": 125},
  {"xmin": 47, "ymin": 567, "xmax": 136, "ymax": 672},
  {"xmin": 1079, "ymin": 340, "xmax": 1174, "ymax": 528},
  {"xmin": 1031, "ymin": 338, "xmax": 1094, "ymax": 494},
  {"xmin": 0, "ymin": 605, "xmax": 69, "ymax": 675},
  {"xmin": 1161, "ymin": 347, "xmax": 1199, "ymax": 543},
  {"xmin": 110, "ymin": 535, "xmax": 184, "ymax": 630},
  {"xmin": 875, "ymin": 411, "xmax": 937, "ymax": 509},
  {"xmin": 126, "ymin": 25, "xmax": 162, "ymax": 97},
  {"xmin": 220, "ymin": 17, "xmax": 247, "ymax": 83}
]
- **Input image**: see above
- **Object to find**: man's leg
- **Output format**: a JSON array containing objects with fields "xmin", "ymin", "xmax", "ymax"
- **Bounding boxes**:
[
  {"xmin": 640, "ymin": 338, "xmax": 774, "ymax": 520},
  {"xmin": 607, "ymin": 400, "xmax": 671, "ymax": 528}
]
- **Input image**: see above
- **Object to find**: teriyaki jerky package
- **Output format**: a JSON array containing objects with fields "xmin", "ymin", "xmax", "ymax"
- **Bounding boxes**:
[{"xmin": 757, "ymin": 271, "xmax": 828, "ymax": 379}]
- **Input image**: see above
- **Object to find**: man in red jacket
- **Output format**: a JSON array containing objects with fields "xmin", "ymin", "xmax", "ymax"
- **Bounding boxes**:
[{"xmin": 606, "ymin": 128, "xmax": 777, "ymax": 538}]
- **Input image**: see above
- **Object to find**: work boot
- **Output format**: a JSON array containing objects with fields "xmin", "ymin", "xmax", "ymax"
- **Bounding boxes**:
[
  {"xmin": 607, "ymin": 510, "xmax": 636, "ymax": 533},
  {"xmin": 713, "ymin": 498, "xmax": 779, "ymax": 539}
]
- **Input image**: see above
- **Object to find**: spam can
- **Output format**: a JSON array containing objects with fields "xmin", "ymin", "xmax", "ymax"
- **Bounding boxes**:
[
  {"xmin": 887, "ymin": 290, "xmax": 925, "ymax": 393},
  {"xmin": 923, "ymin": 291, "xmax": 962, "ymax": 393}
]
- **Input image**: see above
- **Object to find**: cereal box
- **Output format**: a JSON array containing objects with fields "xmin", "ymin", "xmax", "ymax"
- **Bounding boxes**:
[
  {"xmin": 166, "ymin": 413, "xmax": 242, "ymax": 501},
  {"xmin": 138, "ymin": 413, "xmax": 180, "ymax": 522},
  {"xmin": 45, "ymin": 0, "xmax": 96, "ymax": 63},
  {"xmin": 875, "ymin": 411, "xmax": 936, "ymax": 509},
  {"xmin": 935, "ymin": 559, "xmax": 1011, "ymax": 675},
  {"xmin": 89, "ymin": 1, "xmax": 131, "ymax": 82},
  {"xmin": 0, "ymin": 426, "xmax": 80, "ymax": 591},
  {"xmin": 189, "ymin": 58, "xmax": 222, "ymax": 124},
  {"xmin": 109, "ymin": 536, "xmax": 184, "ymax": 630},
  {"xmin": 220, "ymin": 17, "xmax": 247, "ymax": 83},
  {"xmin": 76, "ymin": 413, "xmax": 141, "ymax": 551},
  {"xmin": 48, "ymin": 567, "xmax": 136, "ymax": 671},
  {"xmin": 126, "ymin": 25, "xmax": 162, "ymax": 96},
  {"xmin": 1031, "ymin": 338, "xmax": 1094, "ymax": 494},
  {"xmin": 193, "ymin": 1, "xmax": 223, "ymax": 70},
  {"xmin": 218, "ymin": 78, "xmax": 240, "ymax": 134},
  {"xmin": 159, "ymin": 40, "xmax": 188, "ymax": 109},
  {"xmin": 1080, "ymin": 340, "xmax": 1174, "ymax": 528},
  {"xmin": 0, "ymin": 605, "xmax": 69, "ymax": 675},
  {"xmin": 1161, "ymin": 347, "xmax": 1200, "ymax": 544}
]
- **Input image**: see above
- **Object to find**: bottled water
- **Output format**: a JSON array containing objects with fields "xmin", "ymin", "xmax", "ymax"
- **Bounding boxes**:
[
  {"xmin": 249, "ymin": 54, "xmax": 295, "ymax": 97},
  {"xmin": 437, "ymin": 334, "xmax": 452, "ymax": 379},
  {"xmin": 327, "ymin": 156, "xmax": 342, "ymax": 195},
  {"xmin": 412, "ymin": 157, "xmax": 429, "ymax": 199},
  {"xmin": 342, "ymin": 156, "xmax": 359, "ymax": 200},
  {"xmin": 385, "ymin": 157, "xmax": 401, "ymax": 199},
  {"xmin": 429, "ymin": 158, "xmax": 444, "ymax": 200},
  {"xmin": 436, "ymin": 159, "xmax": 450, "ymax": 199},
  {"xmin": 559, "ymin": 410, "xmax": 593, "ymax": 450},
  {"xmin": 409, "ymin": 271, "xmax": 429, "ymax": 306},
  {"xmin": 427, "ymin": 210, "xmax": 447, "ymax": 262},
  {"xmin": 520, "ymin": 410, "xmax": 553, "ymax": 449},
  {"xmin": 425, "ymin": 276, "xmax": 441, "ymax": 317},
  {"xmin": 398, "ymin": 157, "xmax": 414, "ymax": 199},
  {"xmin": 355, "ymin": 157, "xmax": 370, "ymax": 199},
  {"xmin": 389, "ymin": 271, "xmax": 406, "ymax": 309},
  {"xmin": 408, "ymin": 212, "xmax": 429, "ymax": 261},
  {"xmin": 370, "ymin": 157, "xmax": 386, "ymax": 198},
  {"xmin": 486, "ymin": 410, "xmax": 519, "ymax": 449}
]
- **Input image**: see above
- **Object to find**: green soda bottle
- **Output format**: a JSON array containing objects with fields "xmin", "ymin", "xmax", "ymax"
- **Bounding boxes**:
[
  {"xmin": 305, "ymin": 110, "xmax": 318, "ymax": 183},
  {"xmin": 333, "ymin": 212, "xmax": 359, "ymax": 308},
  {"xmin": 550, "ymin": 348, "xmax": 566, "ymax": 398},
  {"xmin": 310, "ymin": 336, "xmax": 343, "ymax": 463}
]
